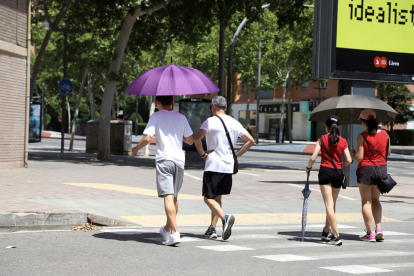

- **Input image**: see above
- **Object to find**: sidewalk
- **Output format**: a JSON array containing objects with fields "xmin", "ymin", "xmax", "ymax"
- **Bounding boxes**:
[{"xmin": 1, "ymin": 148, "xmax": 414, "ymax": 231}]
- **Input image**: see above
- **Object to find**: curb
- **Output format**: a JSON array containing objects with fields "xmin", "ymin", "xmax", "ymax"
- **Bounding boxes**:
[{"xmin": 0, "ymin": 212, "xmax": 135, "ymax": 232}]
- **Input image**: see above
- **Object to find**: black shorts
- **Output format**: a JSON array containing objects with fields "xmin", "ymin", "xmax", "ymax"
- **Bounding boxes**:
[
  {"xmin": 318, "ymin": 166, "xmax": 343, "ymax": 189},
  {"xmin": 202, "ymin": 171, "xmax": 233, "ymax": 199},
  {"xmin": 356, "ymin": 166, "xmax": 387, "ymax": 185}
]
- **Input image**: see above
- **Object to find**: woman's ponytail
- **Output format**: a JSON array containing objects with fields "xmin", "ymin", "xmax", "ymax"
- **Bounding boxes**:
[
  {"xmin": 364, "ymin": 118, "xmax": 378, "ymax": 135},
  {"xmin": 329, "ymin": 123, "xmax": 340, "ymax": 145}
]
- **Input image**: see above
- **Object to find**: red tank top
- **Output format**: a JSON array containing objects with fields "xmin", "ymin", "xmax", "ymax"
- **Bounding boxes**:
[
  {"xmin": 358, "ymin": 130, "xmax": 388, "ymax": 168},
  {"xmin": 319, "ymin": 134, "xmax": 348, "ymax": 169}
]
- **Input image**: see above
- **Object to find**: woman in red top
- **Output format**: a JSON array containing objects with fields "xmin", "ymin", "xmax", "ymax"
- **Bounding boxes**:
[
  {"xmin": 350, "ymin": 109, "xmax": 391, "ymax": 242},
  {"xmin": 307, "ymin": 115, "xmax": 352, "ymax": 246}
]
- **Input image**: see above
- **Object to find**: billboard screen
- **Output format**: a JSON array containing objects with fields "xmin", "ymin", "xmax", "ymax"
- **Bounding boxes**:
[
  {"xmin": 312, "ymin": 0, "xmax": 414, "ymax": 83},
  {"xmin": 29, "ymin": 103, "xmax": 42, "ymax": 143},
  {"xmin": 179, "ymin": 98, "xmax": 211, "ymax": 151}
]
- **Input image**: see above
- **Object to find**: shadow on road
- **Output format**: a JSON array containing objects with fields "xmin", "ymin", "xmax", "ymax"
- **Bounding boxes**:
[
  {"xmin": 92, "ymin": 231, "xmax": 210, "ymax": 246},
  {"xmin": 277, "ymin": 231, "xmax": 361, "ymax": 241},
  {"xmin": 259, "ymin": 180, "xmax": 319, "ymax": 185}
]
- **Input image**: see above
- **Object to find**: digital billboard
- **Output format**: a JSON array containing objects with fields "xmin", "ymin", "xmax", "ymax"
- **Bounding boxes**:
[
  {"xmin": 29, "ymin": 103, "xmax": 42, "ymax": 143},
  {"xmin": 312, "ymin": 0, "xmax": 414, "ymax": 83},
  {"xmin": 179, "ymin": 98, "xmax": 211, "ymax": 151}
]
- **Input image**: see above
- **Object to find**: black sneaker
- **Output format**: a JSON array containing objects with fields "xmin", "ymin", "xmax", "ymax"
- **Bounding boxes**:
[
  {"xmin": 327, "ymin": 236, "xmax": 342, "ymax": 246},
  {"xmin": 204, "ymin": 226, "xmax": 218, "ymax": 239},
  {"xmin": 321, "ymin": 228, "xmax": 333, "ymax": 241},
  {"xmin": 222, "ymin": 215, "xmax": 235, "ymax": 240}
]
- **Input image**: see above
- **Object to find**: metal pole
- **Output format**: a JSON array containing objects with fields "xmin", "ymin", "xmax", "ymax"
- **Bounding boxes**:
[
  {"xmin": 41, "ymin": 82, "xmax": 45, "ymax": 130},
  {"xmin": 135, "ymin": 95, "xmax": 138, "ymax": 136},
  {"xmin": 61, "ymin": 31, "xmax": 67, "ymax": 159},
  {"xmin": 255, "ymin": 21, "xmax": 262, "ymax": 144},
  {"xmin": 227, "ymin": 4, "xmax": 270, "ymax": 116},
  {"xmin": 218, "ymin": 20, "xmax": 225, "ymax": 97}
]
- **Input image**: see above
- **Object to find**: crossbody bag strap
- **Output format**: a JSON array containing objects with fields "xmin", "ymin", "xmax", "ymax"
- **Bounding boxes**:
[
  {"xmin": 216, "ymin": 115, "xmax": 237, "ymax": 160},
  {"xmin": 319, "ymin": 138, "xmax": 343, "ymax": 177}
]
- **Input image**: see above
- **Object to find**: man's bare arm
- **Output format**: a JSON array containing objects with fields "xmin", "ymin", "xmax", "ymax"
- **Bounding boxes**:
[
  {"xmin": 132, "ymin": 135, "xmax": 152, "ymax": 155},
  {"xmin": 183, "ymin": 135, "xmax": 194, "ymax": 145},
  {"xmin": 194, "ymin": 129, "xmax": 207, "ymax": 156},
  {"xmin": 236, "ymin": 133, "xmax": 254, "ymax": 157}
]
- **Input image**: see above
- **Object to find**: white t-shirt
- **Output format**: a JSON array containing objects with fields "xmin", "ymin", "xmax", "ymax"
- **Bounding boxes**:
[
  {"xmin": 143, "ymin": 110, "xmax": 193, "ymax": 168},
  {"xmin": 200, "ymin": 114, "xmax": 248, "ymax": 174}
]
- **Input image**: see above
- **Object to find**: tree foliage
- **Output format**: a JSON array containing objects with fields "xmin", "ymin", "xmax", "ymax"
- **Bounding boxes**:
[{"xmin": 377, "ymin": 83, "xmax": 414, "ymax": 132}]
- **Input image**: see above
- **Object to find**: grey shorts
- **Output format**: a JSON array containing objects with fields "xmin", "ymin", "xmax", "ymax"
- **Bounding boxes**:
[
  {"xmin": 156, "ymin": 160, "xmax": 184, "ymax": 197},
  {"xmin": 356, "ymin": 165, "xmax": 387, "ymax": 185}
]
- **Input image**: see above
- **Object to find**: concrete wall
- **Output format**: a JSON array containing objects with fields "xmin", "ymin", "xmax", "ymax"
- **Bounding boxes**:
[{"xmin": 0, "ymin": 0, "xmax": 29, "ymax": 169}]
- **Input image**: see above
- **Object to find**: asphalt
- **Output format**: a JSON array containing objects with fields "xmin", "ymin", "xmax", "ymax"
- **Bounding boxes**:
[{"xmin": 1, "ymin": 222, "xmax": 414, "ymax": 275}]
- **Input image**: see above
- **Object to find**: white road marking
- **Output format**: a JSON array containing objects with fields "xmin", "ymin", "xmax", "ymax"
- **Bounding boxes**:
[
  {"xmin": 239, "ymin": 160, "xmax": 302, "ymax": 163},
  {"xmin": 229, "ymin": 234, "xmax": 281, "ymax": 240},
  {"xmin": 254, "ymin": 250, "xmax": 414, "ymax": 262},
  {"xmin": 382, "ymin": 231, "xmax": 414, "ymax": 236},
  {"xmin": 254, "ymin": 254, "xmax": 316, "ymax": 262},
  {"xmin": 308, "ymin": 224, "xmax": 359, "ymax": 229},
  {"xmin": 100, "ymin": 229, "xmax": 146, "ymax": 235},
  {"xmin": 288, "ymin": 184, "xmax": 356, "ymax": 201},
  {"xmin": 184, "ymin": 173, "xmax": 203, "ymax": 181},
  {"xmin": 197, "ymin": 245, "xmax": 254, "ymax": 252},
  {"xmin": 146, "ymin": 237, "xmax": 203, "ymax": 242},
  {"xmin": 238, "ymin": 172, "xmax": 260, "ymax": 176},
  {"xmin": 321, "ymin": 265, "xmax": 392, "ymax": 274}
]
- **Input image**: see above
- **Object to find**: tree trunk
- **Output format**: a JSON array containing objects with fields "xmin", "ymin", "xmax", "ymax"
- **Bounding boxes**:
[
  {"xmin": 66, "ymin": 99, "xmax": 71, "ymax": 133},
  {"xmin": 30, "ymin": 0, "xmax": 74, "ymax": 100},
  {"xmin": 69, "ymin": 58, "xmax": 90, "ymax": 151},
  {"xmin": 97, "ymin": 2, "xmax": 166, "ymax": 160},
  {"xmin": 88, "ymin": 74, "xmax": 96, "ymax": 120},
  {"xmin": 278, "ymin": 80, "xmax": 288, "ymax": 145},
  {"xmin": 287, "ymin": 80, "xmax": 293, "ymax": 144},
  {"xmin": 144, "ymin": 41, "xmax": 169, "ymax": 157}
]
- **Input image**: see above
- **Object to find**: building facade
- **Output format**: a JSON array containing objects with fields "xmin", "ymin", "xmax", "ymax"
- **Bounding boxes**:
[{"xmin": 0, "ymin": 0, "xmax": 31, "ymax": 169}]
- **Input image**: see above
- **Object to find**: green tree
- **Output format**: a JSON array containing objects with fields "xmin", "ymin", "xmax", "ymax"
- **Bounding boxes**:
[
  {"xmin": 261, "ymin": 8, "xmax": 313, "ymax": 144},
  {"xmin": 377, "ymin": 84, "xmax": 414, "ymax": 133}
]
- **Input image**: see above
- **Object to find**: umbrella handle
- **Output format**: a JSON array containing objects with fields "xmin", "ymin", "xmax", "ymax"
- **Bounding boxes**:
[{"xmin": 306, "ymin": 172, "xmax": 310, "ymax": 184}]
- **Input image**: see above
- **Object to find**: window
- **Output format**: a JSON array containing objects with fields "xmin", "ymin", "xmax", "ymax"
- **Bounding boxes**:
[
  {"xmin": 319, "ymin": 80, "xmax": 327, "ymax": 89},
  {"xmin": 300, "ymin": 80, "xmax": 309, "ymax": 90},
  {"xmin": 259, "ymin": 90, "xmax": 273, "ymax": 99}
]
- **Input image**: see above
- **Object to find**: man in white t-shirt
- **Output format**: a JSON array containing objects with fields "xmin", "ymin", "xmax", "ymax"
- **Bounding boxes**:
[
  {"xmin": 132, "ymin": 96, "xmax": 193, "ymax": 246},
  {"xmin": 194, "ymin": 96, "xmax": 254, "ymax": 240}
]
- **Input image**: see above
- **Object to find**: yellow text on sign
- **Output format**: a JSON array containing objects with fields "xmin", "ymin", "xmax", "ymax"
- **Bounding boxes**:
[{"xmin": 336, "ymin": 0, "xmax": 414, "ymax": 54}]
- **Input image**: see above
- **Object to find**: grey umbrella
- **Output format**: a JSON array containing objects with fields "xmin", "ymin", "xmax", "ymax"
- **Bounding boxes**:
[{"xmin": 309, "ymin": 95, "xmax": 397, "ymax": 125}]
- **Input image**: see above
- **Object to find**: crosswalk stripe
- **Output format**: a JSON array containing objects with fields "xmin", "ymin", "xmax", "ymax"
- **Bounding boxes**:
[
  {"xmin": 253, "ymin": 250, "xmax": 414, "ymax": 262},
  {"xmin": 320, "ymin": 265, "xmax": 392, "ymax": 274},
  {"xmin": 197, "ymin": 245, "xmax": 254, "ymax": 252}
]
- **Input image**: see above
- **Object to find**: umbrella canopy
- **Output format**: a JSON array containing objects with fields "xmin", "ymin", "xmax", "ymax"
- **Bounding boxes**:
[
  {"xmin": 309, "ymin": 95, "xmax": 397, "ymax": 124},
  {"xmin": 301, "ymin": 172, "xmax": 311, "ymax": 242},
  {"xmin": 125, "ymin": 64, "xmax": 220, "ymax": 96}
]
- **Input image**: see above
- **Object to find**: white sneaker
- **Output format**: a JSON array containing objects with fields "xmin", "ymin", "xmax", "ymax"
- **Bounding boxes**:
[
  {"xmin": 159, "ymin": 226, "xmax": 170, "ymax": 241},
  {"xmin": 165, "ymin": 232, "xmax": 181, "ymax": 246}
]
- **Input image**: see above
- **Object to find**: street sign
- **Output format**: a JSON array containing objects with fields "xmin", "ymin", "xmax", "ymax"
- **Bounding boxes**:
[
  {"xmin": 58, "ymin": 79, "xmax": 73, "ymax": 96},
  {"xmin": 299, "ymin": 101, "xmax": 309, "ymax": 114},
  {"xmin": 312, "ymin": 0, "xmax": 414, "ymax": 84}
]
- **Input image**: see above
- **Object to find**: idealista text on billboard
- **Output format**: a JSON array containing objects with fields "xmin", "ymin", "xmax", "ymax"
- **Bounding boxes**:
[{"xmin": 312, "ymin": 0, "xmax": 414, "ymax": 83}]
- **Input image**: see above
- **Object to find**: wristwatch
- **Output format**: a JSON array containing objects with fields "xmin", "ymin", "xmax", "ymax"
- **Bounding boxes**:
[{"xmin": 200, "ymin": 152, "xmax": 206, "ymax": 158}]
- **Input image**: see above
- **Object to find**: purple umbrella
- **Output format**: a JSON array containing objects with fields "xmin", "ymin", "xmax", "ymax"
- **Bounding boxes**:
[{"xmin": 125, "ymin": 64, "xmax": 220, "ymax": 96}]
